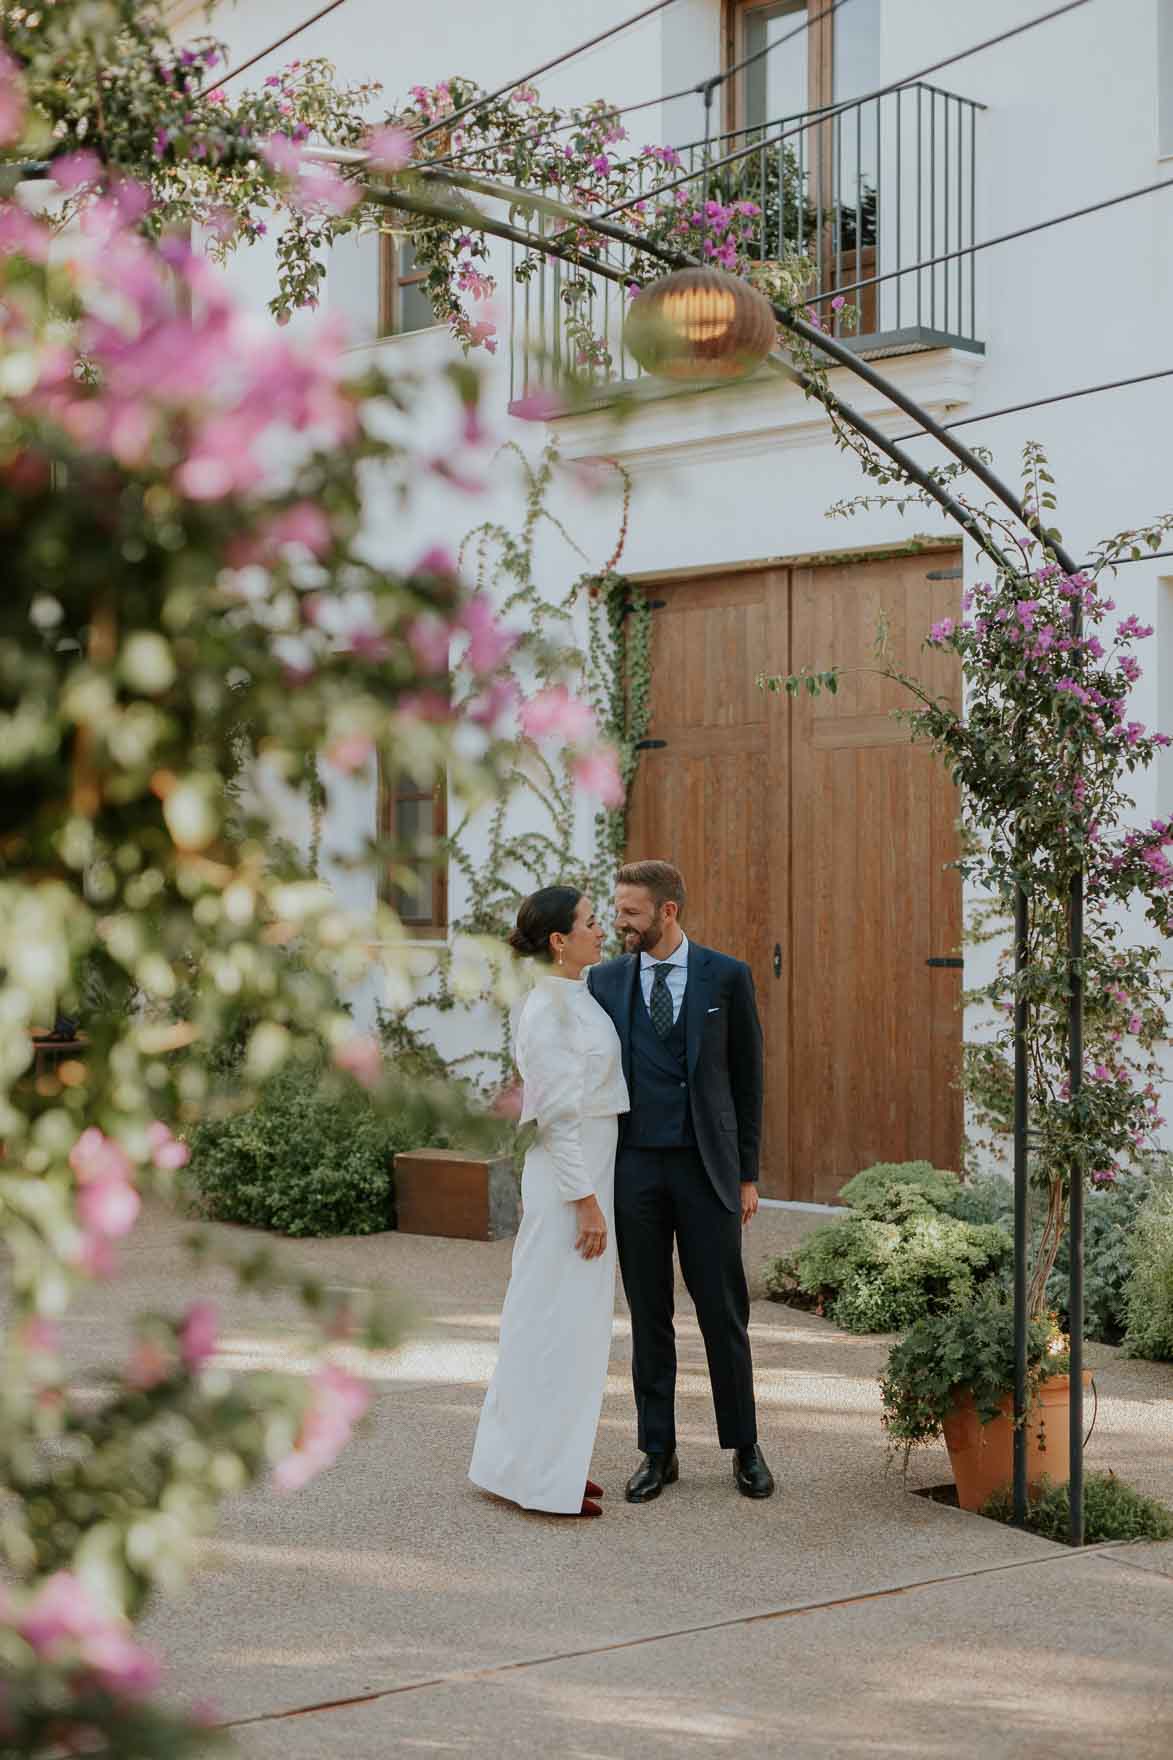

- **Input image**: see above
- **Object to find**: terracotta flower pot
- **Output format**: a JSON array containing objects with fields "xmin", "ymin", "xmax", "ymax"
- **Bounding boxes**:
[{"xmin": 941, "ymin": 1372, "xmax": 1093, "ymax": 1513}]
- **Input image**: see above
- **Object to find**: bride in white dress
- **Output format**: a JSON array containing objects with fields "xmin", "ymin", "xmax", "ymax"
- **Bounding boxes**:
[{"xmin": 469, "ymin": 886, "xmax": 629, "ymax": 1518}]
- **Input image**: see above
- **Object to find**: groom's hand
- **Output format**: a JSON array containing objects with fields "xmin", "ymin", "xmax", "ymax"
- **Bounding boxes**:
[{"xmin": 739, "ymin": 1182, "xmax": 759, "ymax": 1227}]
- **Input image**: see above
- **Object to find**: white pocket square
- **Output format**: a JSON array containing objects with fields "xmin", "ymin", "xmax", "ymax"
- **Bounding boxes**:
[{"xmin": 707, "ymin": 1006, "xmax": 720, "ymax": 1014}]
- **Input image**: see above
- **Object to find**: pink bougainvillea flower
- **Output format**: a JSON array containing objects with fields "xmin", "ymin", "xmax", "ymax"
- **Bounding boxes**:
[
  {"xmin": 413, "ymin": 544, "xmax": 457, "ymax": 577},
  {"xmin": 468, "ymin": 676, "xmax": 519, "ymax": 730},
  {"xmin": 73, "ymin": 1234, "xmax": 116, "ymax": 1279},
  {"xmin": 69, "ymin": 1128, "xmax": 134, "ymax": 1187},
  {"xmin": 18, "ymin": 1317, "xmax": 60, "ymax": 1355},
  {"xmin": 294, "ymin": 162, "xmax": 362, "ymax": 217},
  {"xmin": 50, "ymin": 149, "xmax": 103, "ymax": 191},
  {"xmin": 126, "ymin": 1336, "xmax": 172, "ymax": 1391},
  {"xmin": 465, "ymin": 319, "xmax": 498, "ymax": 353},
  {"xmin": 326, "ymin": 732, "xmax": 375, "ymax": 773},
  {"xmin": 204, "ymin": 204, "xmax": 239, "ymax": 244},
  {"xmin": 274, "ymin": 1364, "xmax": 372, "ymax": 1491},
  {"xmin": 15, "ymin": 1569, "xmax": 160, "ymax": 1689},
  {"xmin": 398, "ymin": 689, "xmax": 452, "ymax": 723},
  {"xmin": 408, "ymin": 613, "xmax": 452, "ymax": 674},
  {"xmin": 0, "ymin": 203, "xmax": 51, "ymax": 262},
  {"xmin": 19, "ymin": 1574, "xmax": 109, "ymax": 1652},
  {"xmin": 510, "ymin": 388, "xmax": 566, "ymax": 422},
  {"xmin": 929, "ymin": 618, "xmax": 955, "ymax": 643},
  {"xmin": 261, "ymin": 134, "xmax": 304, "ymax": 178},
  {"xmin": 77, "ymin": 1175, "xmax": 141, "ymax": 1240},
  {"xmin": 333, "ymin": 1034, "xmax": 382, "ymax": 1088},
  {"xmin": 459, "ymin": 595, "xmax": 514, "ymax": 674},
  {"xmin": 456, "ymin": 262, "xmax": 493, "ymax": 302},
  {"xmin": 365, "ymin": 124, "xmax": 413, "ymax": 172},
  {"xmin": 146, "ymin": 1120, "xmax": 190, "ymax": 1172},
  {"xmin": 572, "ymin": 748, "xmax": 625, "ymax": 807},
  {"xmin": 83, "ymin": 1626, "xmax": 164, "ymax": 1697},
  {"xmin": 520, "ymin": 684, "xmax": 597, "ymax": 744},
  {"xmin": 266, "ymin": 501, "xmax": 333, "ymax": 557},
  {"xmin": 179, "ymin": 1301, "xmax": 218, "ymax": 1371},
  {"xmin": 69, "ymin": 1128, "xmax": 141, "ymax": 1244}
]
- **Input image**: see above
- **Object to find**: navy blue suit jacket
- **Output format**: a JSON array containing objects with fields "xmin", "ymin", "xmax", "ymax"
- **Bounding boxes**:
[{"xmin": 587, "ymin": 941, "xmax": 764, "ymax": 1211}]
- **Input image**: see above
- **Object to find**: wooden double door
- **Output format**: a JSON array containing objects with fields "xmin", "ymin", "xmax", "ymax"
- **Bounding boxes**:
[{"xmin": 624, "ymin": 551, "xmax": 963, "ymax": 1203}]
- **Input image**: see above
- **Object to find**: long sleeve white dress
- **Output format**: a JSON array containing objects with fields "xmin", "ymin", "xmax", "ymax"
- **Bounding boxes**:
[{"xmin": 469, "ymin": 972, "xmax": 630, "ymax": 1514}]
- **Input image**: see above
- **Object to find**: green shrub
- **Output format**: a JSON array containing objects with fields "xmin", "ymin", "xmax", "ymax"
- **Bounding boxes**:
[
  {"xmin": 880, "ymin": 1292, "xmax": 1068, "ymax": 1457},
  {"xmin": 185, "ymin": 1063, "xmax": 426, "ymax": 1237},
  {"xmin": 838, "ymin": 1159, "xmax": 1014, "ymax": 1229},
  {"xmin": 772, "ymin": 1208, "xmax": 1012, "ymax": 1334},
  {"xmin": 982, "ymin": 1471, "xmax": 1173, "ymax": 1543},
  {"xmin": 838, "ymin": 1160, "xmax": 961, "ymax": 1216},
  {"xmin": 943, "ymin": 1174, "xmax": 1014, "ymax": 1228},
  {"xmin": 1045, "ymin": 1170, "xmax": 1158, "ymax": 1345},
  {"xmin": 1122, "ymin": 1180, "xmax": 1173, "ymax": 1361}
]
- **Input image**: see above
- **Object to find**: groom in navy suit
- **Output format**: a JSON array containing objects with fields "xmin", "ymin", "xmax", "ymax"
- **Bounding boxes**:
[{"xmin": 586, "ymin": 859, "xmax": 774, "ymax": 1502}]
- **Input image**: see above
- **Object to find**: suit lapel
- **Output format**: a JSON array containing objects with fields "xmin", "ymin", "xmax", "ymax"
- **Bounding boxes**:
[
  {"xmin": 684, "ymin": 943, "xmax": 713, "ymax": 1076},
  {"xmin": 618, "ymin": 954, "xmax": 640, "ymax": 1094}
]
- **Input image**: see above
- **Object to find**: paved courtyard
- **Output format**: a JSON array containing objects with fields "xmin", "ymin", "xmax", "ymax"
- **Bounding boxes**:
[{"xmin": 25, "ymin": 1200, "xmax": 1173, "ymax": 1757}]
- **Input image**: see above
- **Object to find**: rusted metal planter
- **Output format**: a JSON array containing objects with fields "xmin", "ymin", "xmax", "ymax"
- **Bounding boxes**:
[{"xmin": 393, "ymin": 1148, "xmax": 520, "ymax": 1242}]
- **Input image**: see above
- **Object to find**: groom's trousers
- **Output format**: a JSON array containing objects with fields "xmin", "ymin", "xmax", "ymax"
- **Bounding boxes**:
[{"xmin": 614, "ymin": 1145, "xmax": 757, "ymax": 1454}]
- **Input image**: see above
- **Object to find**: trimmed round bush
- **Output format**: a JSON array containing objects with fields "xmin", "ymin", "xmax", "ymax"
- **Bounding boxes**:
[
  {"xmin": 185, "ymin": 1064, "xmax": 423, "ymax": 1237},
  {"xmin": 838, "ymin": 1160, "xmax": 961, "ymax": 1217},
  {"xmin": 772, "ymin": 1208, "xmax": 1012, "ymax": 1334}
]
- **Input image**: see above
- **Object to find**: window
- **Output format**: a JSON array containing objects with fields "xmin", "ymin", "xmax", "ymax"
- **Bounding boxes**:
[
  {"xmin": 378, "ymin": 760, "xmax": 448, "ymax": 934},
  {"xmin": 727, "ymin": 0, "xmax": 880, "ymax": 129},
  {"xmin": 378, "ymin": 233, "xmax": 434, "ymax": 336},
  {"xmin": 728, "ymin": 0, "xmax": 831, "ymax": 133}
]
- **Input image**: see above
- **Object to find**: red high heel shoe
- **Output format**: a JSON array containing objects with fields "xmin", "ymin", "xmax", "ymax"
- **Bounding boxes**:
[
  {"xmin": 585, "ymin": 1479, "xmax": 604, "ymax": 1499},
  {"xmin": 577, "ymin": 1496, "xmax": 603, "ymax": 1517}
]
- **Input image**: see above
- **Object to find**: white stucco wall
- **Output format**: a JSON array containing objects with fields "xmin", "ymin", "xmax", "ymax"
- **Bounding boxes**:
[{"xmin": 183, "ymin": 0, "xmax": 1173, "ymax": 1132}]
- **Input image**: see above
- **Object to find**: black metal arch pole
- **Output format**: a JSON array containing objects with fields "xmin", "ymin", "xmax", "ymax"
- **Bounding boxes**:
[{"xmin": 403, "ymin": 165, "xmax": 1088, "ymax": 1540}]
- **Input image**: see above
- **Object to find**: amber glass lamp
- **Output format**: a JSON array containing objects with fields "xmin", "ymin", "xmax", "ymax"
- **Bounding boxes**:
[{"xmin": 623, "ymin": 266, "xmax": 777, "ymax": 383}]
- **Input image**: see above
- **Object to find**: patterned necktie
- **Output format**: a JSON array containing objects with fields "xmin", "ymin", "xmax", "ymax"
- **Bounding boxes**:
[{"xmin": 649, "ymin": 963, "xmax": 675, "ymax": 1038}]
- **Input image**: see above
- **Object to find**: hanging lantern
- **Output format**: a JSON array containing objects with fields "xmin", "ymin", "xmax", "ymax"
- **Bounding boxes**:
[{"xmin": 623, "ymin": 266, "xmax": 777, "ymax": 384}]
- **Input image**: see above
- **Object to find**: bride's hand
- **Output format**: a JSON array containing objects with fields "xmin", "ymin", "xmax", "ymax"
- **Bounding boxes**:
[{"xmin": 572, "ymin": 1195, "xmax": 608, "ymax": 1260}]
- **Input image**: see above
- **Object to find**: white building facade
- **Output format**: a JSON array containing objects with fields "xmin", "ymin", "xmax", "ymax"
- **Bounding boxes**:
[{"xmin": 176, "ymin": 0, "xmax": 1173, "ymax": 1201}]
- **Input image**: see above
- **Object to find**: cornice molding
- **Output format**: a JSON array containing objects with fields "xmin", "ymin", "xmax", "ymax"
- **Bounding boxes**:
[{"xmin": 533, "ymin": 348, "xmax": 984, "ymax": 472}]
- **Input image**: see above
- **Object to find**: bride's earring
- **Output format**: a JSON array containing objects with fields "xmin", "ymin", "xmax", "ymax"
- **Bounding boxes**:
[{"xmin": 558, "ymin": 943, "xmax": 565, "ymax": 966}]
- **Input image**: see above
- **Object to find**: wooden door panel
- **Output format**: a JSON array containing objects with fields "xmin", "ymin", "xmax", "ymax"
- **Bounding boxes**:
[
  {"xmin": 625, "ymin": 569, "xmax": 789, "ymax": 1194},
  {"xmin": 625, "ymin": 553, "xmax": 961, "ymax": 1205},
  {"xmin": 789, "ymin": 553, "xmax": 963, "ymax": 1201}
]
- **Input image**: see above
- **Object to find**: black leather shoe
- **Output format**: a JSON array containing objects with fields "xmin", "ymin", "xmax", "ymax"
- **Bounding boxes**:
[
  {"xmin": 624, "ymin": 1450, "xmax": 679, "ymax": 1503},
  {"xmin": 733, "ymin": 1444, "xmax": 775, "ymax": 1499}
]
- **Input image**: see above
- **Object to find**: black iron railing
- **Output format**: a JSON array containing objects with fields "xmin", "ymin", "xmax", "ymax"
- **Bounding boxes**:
[{"xmin": 509, "ymin": 80, "xmax": 984, "ymax": 397}]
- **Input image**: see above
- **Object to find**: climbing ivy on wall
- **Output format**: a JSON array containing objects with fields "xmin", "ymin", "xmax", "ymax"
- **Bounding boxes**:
[{"xmin": 379, "ymin": 439, "xmax": 652, "ymax": 1086}]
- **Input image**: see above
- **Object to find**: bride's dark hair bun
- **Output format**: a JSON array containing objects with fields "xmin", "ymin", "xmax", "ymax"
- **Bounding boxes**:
[{"xmin": 508, "ymin": 886, "xmax": 583, "ymax": 961}]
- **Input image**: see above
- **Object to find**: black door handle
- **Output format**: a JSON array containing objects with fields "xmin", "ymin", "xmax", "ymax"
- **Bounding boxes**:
[
  {"xmin": 925, "ymin": 957, "xmax": 963, "ymax": 968},
  {"xmin": 773, "ymin": 942, "xmax": 782, "ymax": 979}
]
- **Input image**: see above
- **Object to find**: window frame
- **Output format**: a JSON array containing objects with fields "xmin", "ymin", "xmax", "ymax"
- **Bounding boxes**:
[
  {"xmin": 377, "ymin": 757, "xmax": 449, "ymax": 937},
  {"xmin": 723, "ymin": 0, "xmax": 834, "ymax": 137},
  {"xmin": 377, "ymin": 231, "xmax": 433, "ymax": 337}
]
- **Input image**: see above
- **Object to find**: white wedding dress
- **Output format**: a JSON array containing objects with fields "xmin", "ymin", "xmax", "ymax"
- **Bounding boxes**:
[{"xmin": 469, "ymin": 973, "xmax": 629, "ymax": 1514}]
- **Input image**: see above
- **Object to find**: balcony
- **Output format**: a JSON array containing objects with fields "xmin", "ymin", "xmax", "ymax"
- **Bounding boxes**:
[{"xmin": 509, "ymin": 82, "xmax": 984, "ymax": 401}]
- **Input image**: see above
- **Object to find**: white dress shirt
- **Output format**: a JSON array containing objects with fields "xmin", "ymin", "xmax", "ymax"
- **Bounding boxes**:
[{"xmin": 639, "ymin": 933, "xmax": 689, "ymax": 1024}]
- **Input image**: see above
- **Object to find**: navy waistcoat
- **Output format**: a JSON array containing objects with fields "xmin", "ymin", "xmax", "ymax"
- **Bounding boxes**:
[{"xmin": 626, "ymin": 987, "xmax": 694, "ymax": 1147}]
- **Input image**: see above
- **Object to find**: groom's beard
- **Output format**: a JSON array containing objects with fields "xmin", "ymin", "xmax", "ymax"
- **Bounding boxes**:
[{"xmin": 622, "ymin": 910, "xmax": 665, "ymax": 956}]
